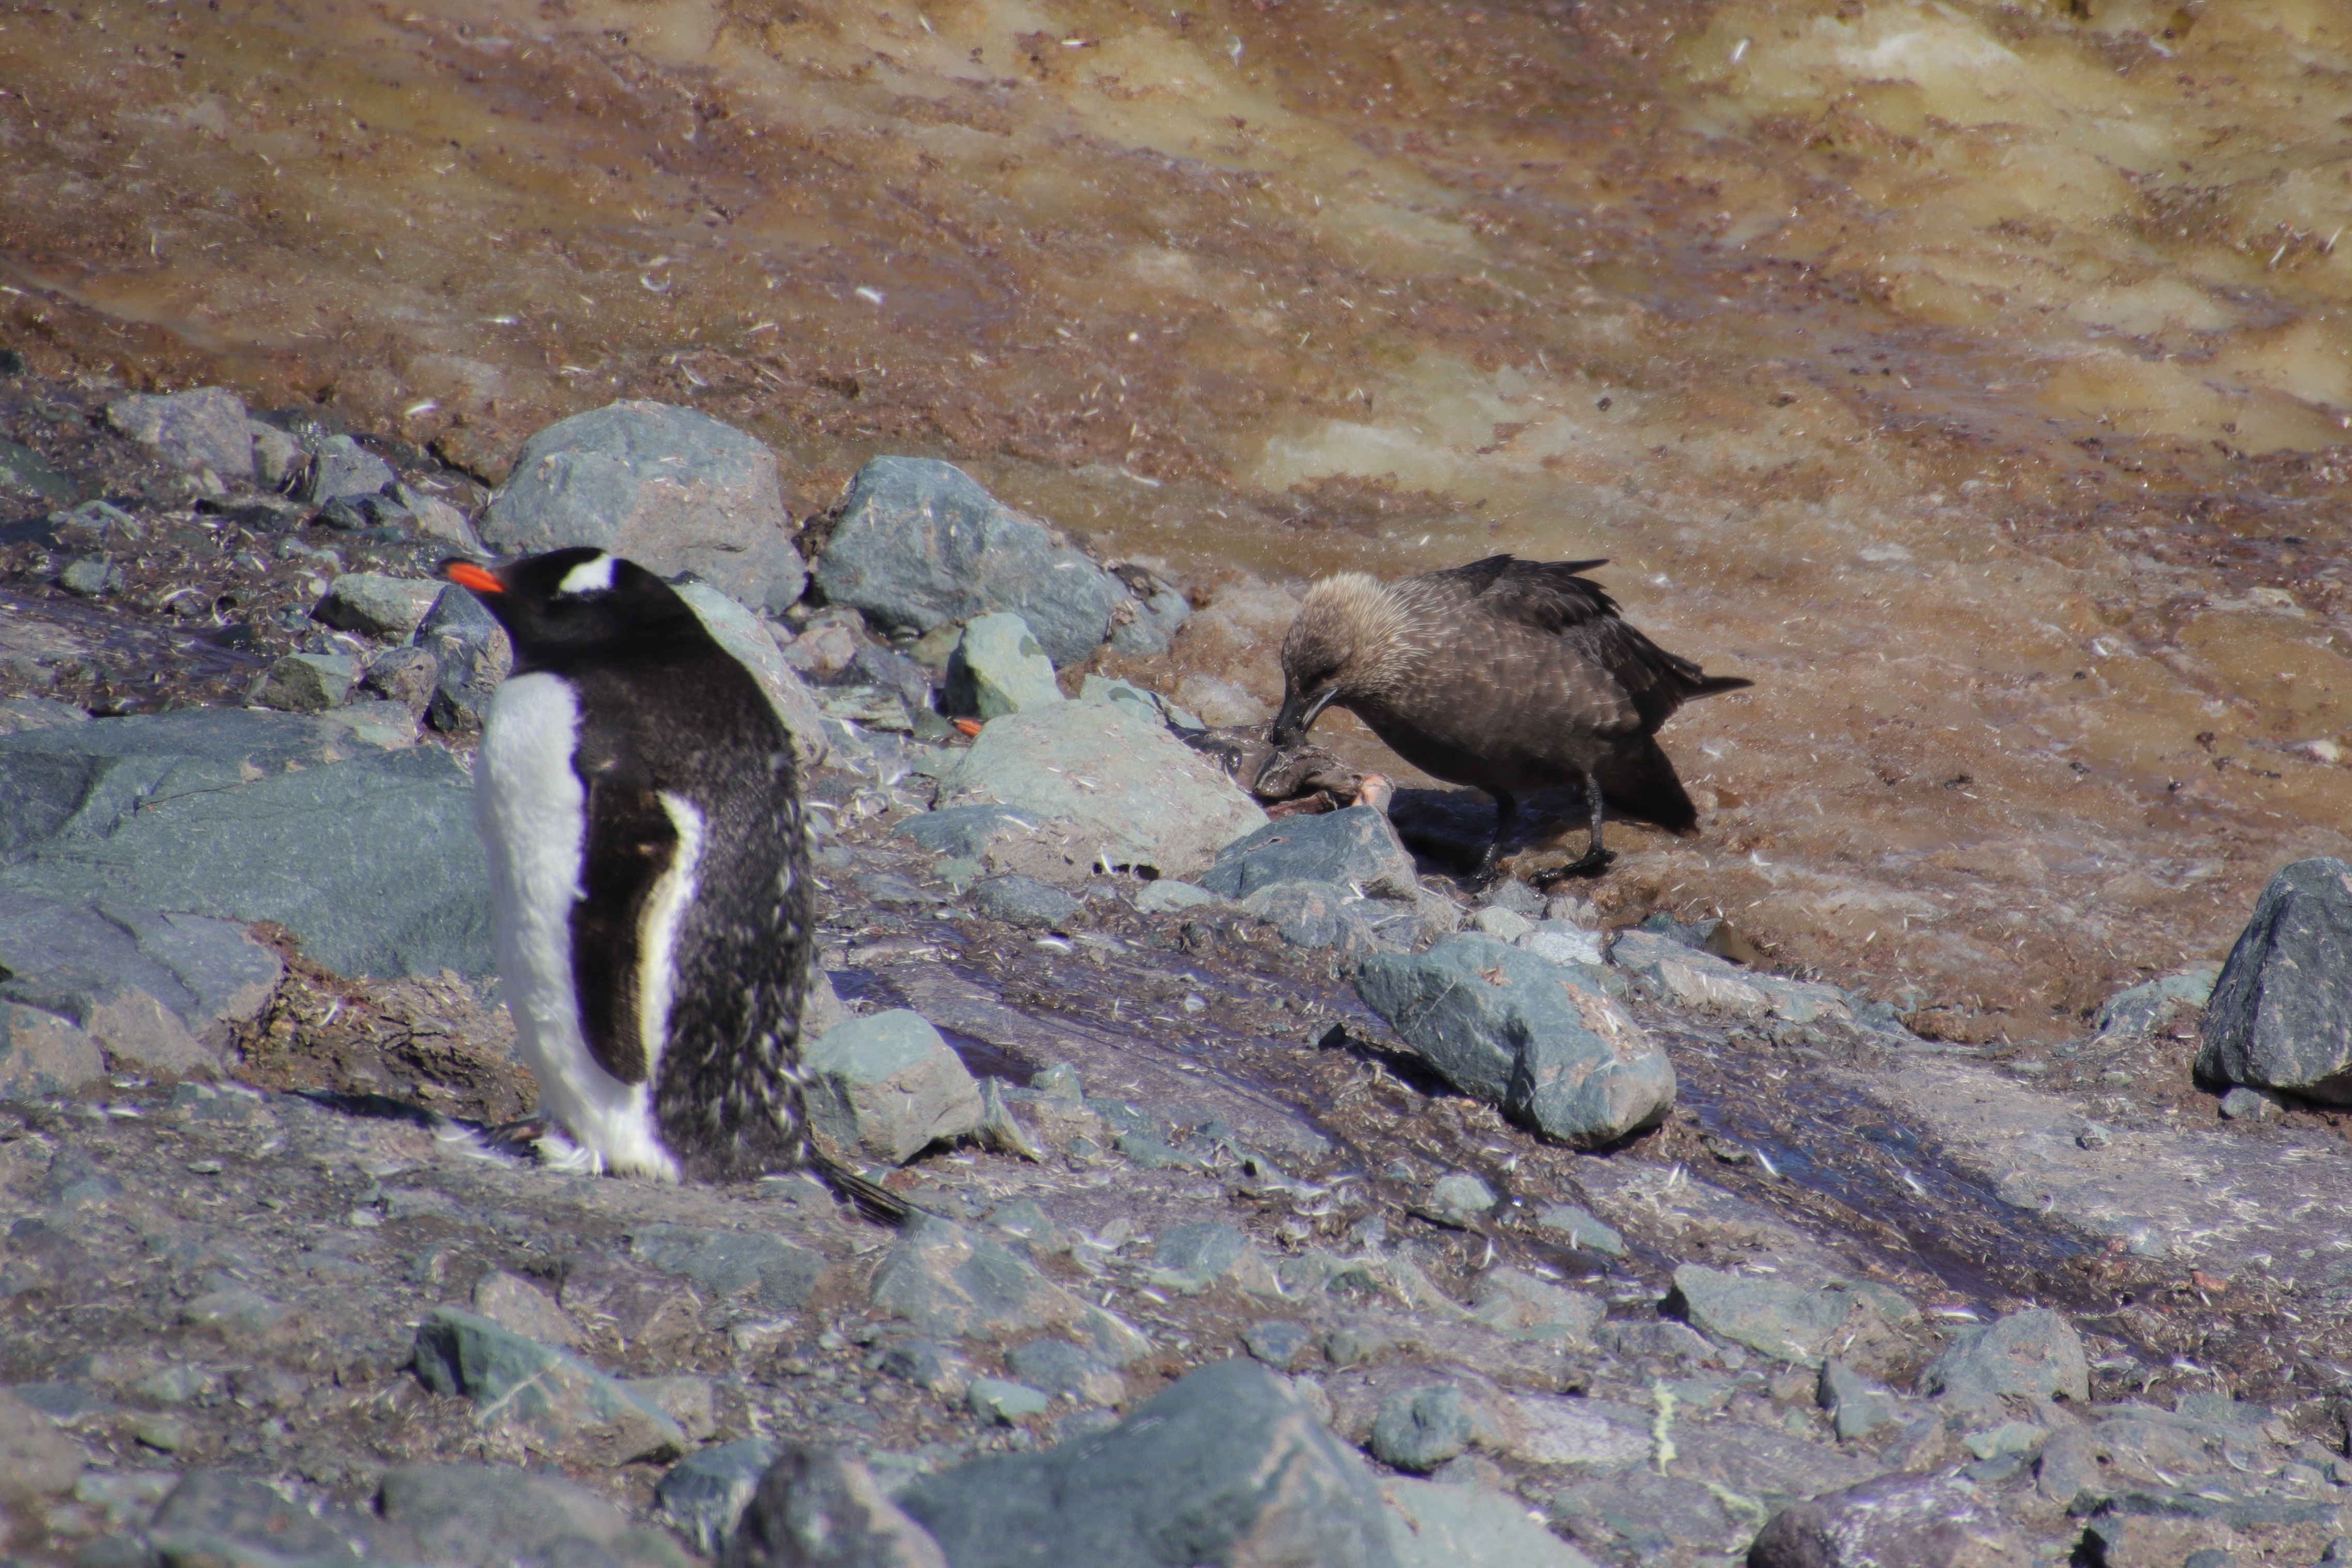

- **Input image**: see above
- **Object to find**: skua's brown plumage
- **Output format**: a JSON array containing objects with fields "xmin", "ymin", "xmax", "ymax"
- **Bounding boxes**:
[{"xmin": 1266, "ymin": 554, "xmax": 1750, "ymax": 882}]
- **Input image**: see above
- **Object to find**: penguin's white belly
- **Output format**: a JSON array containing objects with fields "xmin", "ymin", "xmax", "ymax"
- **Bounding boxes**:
[{"xmin": 476, "ymin": 671, "xmax": 680, "ymax": 1181}]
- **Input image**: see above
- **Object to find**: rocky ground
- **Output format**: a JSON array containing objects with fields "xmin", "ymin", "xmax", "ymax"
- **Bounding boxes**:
[{"xmin": 3, "ymin": 367, "xmax": 2351, "ymax": 1568}]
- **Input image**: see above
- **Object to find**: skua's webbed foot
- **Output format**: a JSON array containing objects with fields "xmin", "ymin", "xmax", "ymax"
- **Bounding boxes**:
[{"xmin": 1535, "ymin": 844, "xmax": 1617, "ymax": 883}]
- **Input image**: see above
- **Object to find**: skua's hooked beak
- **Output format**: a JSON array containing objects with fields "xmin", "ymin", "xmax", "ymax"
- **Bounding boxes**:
[
  {"xmin": 439, "ymin": 559, "xmax": 506, "ymax": 596},
  {"xmin": 1266, "ymin": 683, "xmax": 1340, "ymax": 750}
]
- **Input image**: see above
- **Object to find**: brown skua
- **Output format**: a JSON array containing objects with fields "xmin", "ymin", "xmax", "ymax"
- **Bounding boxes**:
[{"xmin": 1266, "ymin": 554, "xmax": 1751, "ymax": 884}]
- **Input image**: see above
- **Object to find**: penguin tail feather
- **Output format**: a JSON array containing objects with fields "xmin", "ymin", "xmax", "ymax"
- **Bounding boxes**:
[{"xmin": 808, "ymin": 1148, "xmax": 923, "ymax": 1226}]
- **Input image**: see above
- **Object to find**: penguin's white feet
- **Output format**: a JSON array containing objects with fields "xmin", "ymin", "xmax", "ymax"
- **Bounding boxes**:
[{"xmin": 532, "ymin": 1127, "xmax": 606, "ymax": 1175}]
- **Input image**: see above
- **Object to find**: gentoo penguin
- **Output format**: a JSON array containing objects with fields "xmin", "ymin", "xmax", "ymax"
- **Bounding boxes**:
[
  {"xmin": 1268, "ymin": 555, "xmax": 1750, "ymax": 884},
  {"xmin": 443, "ymin": 548, "xmax": 879, "ymax": 1202}
]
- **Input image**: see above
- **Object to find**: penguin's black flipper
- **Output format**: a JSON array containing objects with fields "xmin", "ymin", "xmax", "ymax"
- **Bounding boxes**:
[{"xmin": 807, "ymin": 1148, "xmax": 923, "ymax": 1225}]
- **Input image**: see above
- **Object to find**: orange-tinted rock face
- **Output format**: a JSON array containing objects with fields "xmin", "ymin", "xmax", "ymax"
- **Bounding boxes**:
[{"xmin": 9, "ymin": 0, "xmax": 2352, "ymax": 1038}]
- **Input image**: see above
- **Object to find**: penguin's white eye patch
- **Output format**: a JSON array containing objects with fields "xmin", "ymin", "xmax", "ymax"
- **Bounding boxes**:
[{"xmin": 557, "ymin": 555, "xmax": 617, "ymax": 597}]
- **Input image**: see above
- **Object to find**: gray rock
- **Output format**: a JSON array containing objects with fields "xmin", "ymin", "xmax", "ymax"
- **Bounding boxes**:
[
  {"xmin": 0, "ymin": 697, "xmax": 88, "ymax": 736},
  {"xmin": 1609, "ymin": 930, "xmax": 1852, "ymax": 1024},
  {"xmin": 390, "ymin": 482, "xmax": 484, "ymax": 551},
  {"xmin": 898, "ymin": 1358, "xmax": 1397, "ymax": 1568},
  {"xmin": 945, "ymin": 612, "xmax": 1063, "ymax": 718},
  {"xmin": 1428, "ymin": 1172, "xmax": 1497, "ymax": 1221},
  {"xmin": 250, "ymin": 651, "xmax": 356, "ymax": 712},
  {"xmin": 483, "ymin": 401, "xmax": 806, "ymax": 615},
  {"xmin": 1078, "ymin": 675, "xmax": 1202, "ymax": 731},
  {"xmin": 472, "ymin": 1269, "xmax": 583, "ymax": 1347},
  {"xmin": 1818, "ymin": 1360, "xmax": 1897, "ymax": 1442},
  {"xmin": 1746, "ymin": 1474, "xmax": 2025, "ymax": 1568},
  {"xmin": 376, "ymin": 1463, "xmax": 642, "ymax": 1568},
  {"xmin": 972, "ymin": 875, "xmax": 1082, "ymax": 929},
  {"xmin": 1665, "ymin": 1265, "xmax": 1915, "ymax": 1369},
  {"xmin": 0, "ymin": 893, "xmax": 280, "ymax": 1070},
  {"xmin": 1239, "ymin": 880, "xmax": 1395, "ymax": 954},
  {"xmin": 802, "ymin": 1009, "xmax": 985, "ymax": 1165},
  {"xmin": 362, "ymin": 645, "xmax": 442, "ymax": 715},
  {"xmin": 303, "ymin": 433, "xmax": 398, "ymax": 504},
  {"xmin": 147, "ymin": 1472, "xmax": 365, "ymax": 1567},
  {"xmin": 0, "ymin": 998, "xmax": 103, "ymax": 1100},
  {"xmin": 250, "ymin": 423, "xmax": 305, "ymax": 490},
  {"xmin": 930, "ymin": 701, "xmax": 1266, "ymax": 884},
  {"xmin": 625, "ymin": 1375, "xmax": 717, "ymax": 1442},
  {"xmin": 1005, "ymin": 1339, "xmax": 1125, "ymax": 1406},
  {"xmin": 873, "ymin": 1340, "xmax": 972, "ymax": 1396},
  {"xmin": 1921, "ymin": 1307, "xmax": 2088, "ymax": 1405},
  {"xmin": 967, "ymin": 1376, "xmax": 1053, "ymax": 1424},
  {"xmin": 106, "ymin": 387, "xmax": 256, "ymax": 480},
  {"xmin": 674, "ymin": 581, "xmax": 834, "ymax": 772},
  {"xmin": 659, "ymin": 1438, "xmax": 781, "ymax": 1557},
  {"xmin": 813, "ymin": 457, "xmax": 1128, "ymax": 668},
  {"xmin": 410, "ymin": 1306, "xmax": 687, "ymax": 1463},
  {"xmin": 1520, "ymin": 922, "xmax": 1606, "ymax": 969},
  {"xmin": 57, "ymin": 556, "xmax": 122, "ymax": 597},
  {"xmin": 0, "ymin": 709, "xmax": 492, "ymax": 978},
  {"xmin": 630, "ymin": 1224, "xmax": 827, "ymax": 1314},
  {"xmin": 1107, "ymin": 583, "xmax": 1193, "ymax": 659},
  {"xmin": 1149, "ymin": 1221, "xmax": 1279, "ymax": 1296},
  {"xmin": 1201, "ymin": 806, "xmax": 1421, "ymax": 902},
  {"xmin": 1471, "ymin": 905, "xmax": 1534, "ymax": 942},
  {"xmin": 0, "ymin": 1386, "xmax": 85, "ymax": 1495},
  {"xmin": 2099, "ymin": 964, "xmax": 2222, "ymax": 1037},
  {"xmin": 1379, "ymin": 1477, "xmax": 1598, "ymax": 1568},
  {"xmin": 870, "ymin": 1213, "xmax": 1150, "ymax": 1364},
  {"xmin": 725, "ymin": 1445, "xmax": 947, "ymax": 1568},
  {"xmin": 313, "ymin": 573, "xmax": 444, "ymax": 639},
  {"xmin": 1371, "ymin": 1384, "xmax": 1476, "ymax": 1473},
  {"xmin": 1467, "ymin": 1268, "xmax": 1603, "ymax": 1343},
  {"xmin": 2198, "ymin": 857, "xmax": 2352, "ymax": 1101},
  {"xmin": 2218, "ymin": 1084, "xmax": 2286, "ymax": 1121},
  {"xmin": 1134, "ymin": 879, "xmax": 1219, "ymax": 914},
  {"xmin": 1358, "ymin": 934, "xmax": 1675, "ymax": 1147},
  {"xmin": 0, "ymin": 436, "xmax": 77, "ymax": 506},
  {"xmin": 1533, "ymin": 1204, "xmax": 1626, "ymax": 1257},
  {"xmin": 413, "ymin": 584, "xmax": 513, "ymax": 735},
  {"xmin": 1244, "ymin": 1320, "xmax": 1320, "ymax": 1370}
]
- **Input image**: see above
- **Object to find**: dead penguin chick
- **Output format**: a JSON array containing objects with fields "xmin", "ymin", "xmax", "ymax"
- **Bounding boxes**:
[{"xmin": 1267, "ymin": 554, "xmax": 1750, "ymax": 883}]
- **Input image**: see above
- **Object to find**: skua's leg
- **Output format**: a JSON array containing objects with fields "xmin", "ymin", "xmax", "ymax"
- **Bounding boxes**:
[{"xmin": 1538, "ymin": 774, "xmax": 1616, "ymax": 881}]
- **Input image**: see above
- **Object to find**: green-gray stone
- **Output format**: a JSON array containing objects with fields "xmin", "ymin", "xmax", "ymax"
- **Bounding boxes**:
[
  {"xmin": 411, "ymin": 1306, "xmax": 685, "ymax": 1463},
  {"xmin": 948, "ymin": 611, "xmax": 1063, "ymax": 718}
]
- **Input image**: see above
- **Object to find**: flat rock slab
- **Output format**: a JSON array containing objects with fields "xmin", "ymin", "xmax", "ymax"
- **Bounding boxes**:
[
  {"xmin": 1608, "ymin": 930, "xmax": 1851, "ymax": 1025},
  {"xmin": 1380, "ymin": 1477, "xmax": 1601, "ymax": 1568},
  {"xmin": 0, "ymin": 893, "xmax": 279, "ymax": 1081},
  {"xmin": 1359, "ymin": 934, "xmax": 1675, "ymax": 1147},
  {"xmin": 1867, "ymin": 1057, "xmax": 2352, "ymax": 1285},
  {"xmin": 930, "ymin": 699, "xmax": 1266, "ymax": 884},
  {"xmin": 313, "ymin": 573, "xmax": 444, "ymax": 639},
  {"xmin": 0, "ymin": 708, "xmax": 491, "ymax": 978},
  {"xmin": 877, "ymin": 963, "xmax": 1332, "ymax": 1161},
  {"xmin": 896, "ymin": 1359, "xmax": 1397, "ymax": 1568},
  {"xmin": 1664, "ymin": 1264, "xmax": 1917, "ymax": 1370},
  {"xmin": 2197, "ymin": 856, "xmax": 2352, "ymax": 1101},
  {"xmin": 813, "ymin": 456, "xmax": 1129, "ymax": 668},
  {"xmin": 482, "ymin": 400, "xmax": 806, "ymax": 616},
  {"xmin": 1748, "ymin": 1474, "xmax": 2026, "ymax": 1568}
]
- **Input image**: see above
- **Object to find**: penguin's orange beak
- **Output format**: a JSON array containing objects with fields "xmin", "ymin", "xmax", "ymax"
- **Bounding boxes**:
[{"xmin": 441, "ymin": 561, "xmax": 505, "ymax": 595}]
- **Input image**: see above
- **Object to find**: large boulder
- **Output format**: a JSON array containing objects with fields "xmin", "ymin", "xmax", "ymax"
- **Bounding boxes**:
[
  {"xmin": 105, "ymin": 387, "xmax": 255, "ymax": 481},
  {"xmin": 895, "ymin": 1359, "xmax": 1397, "ymax": 1568},
  {"xmin": 2197, "ymin": 856, "xmax": 2352, "ymax": 1102},
  {"xmin": 0, "ymin": 709, "xmax": 491, "ymax": 978},
  {"xmin": 812, "ymin": 458, "xmax": 1128, "ymax": 668},
  {"xmin": 921, "ymin": 700, "xmax": 1266, "ymax": 884},
  {"xmin": 482, "ymin": 402, "xmax": 807, "ymax": 616},
  {"xmin": 1358, "ymin": 934, "xmax": 1675, "ymax": 1146},
  {"xmin": 1920, "ymin": 1308, "xmax": 2088, "ymax": 1405},
  {"xmin": 1746, "ymin": 1475, "xmax": 2025, "ymax": 1568}
]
